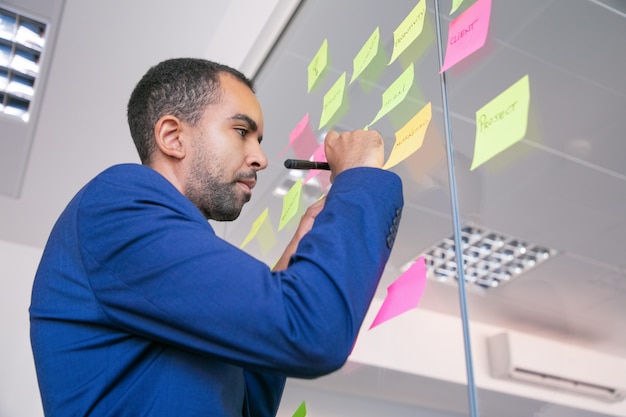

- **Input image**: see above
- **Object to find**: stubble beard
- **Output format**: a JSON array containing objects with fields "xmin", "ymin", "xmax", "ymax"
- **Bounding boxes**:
[{"xmin": 185, "ymin": 146, "xmax": 249, "ymax": 222}]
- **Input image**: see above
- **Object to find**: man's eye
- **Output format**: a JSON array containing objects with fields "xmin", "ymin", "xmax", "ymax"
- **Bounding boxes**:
[{"xmin": 235, "ymin": 128, "xmax": 247, "ymax": 137}]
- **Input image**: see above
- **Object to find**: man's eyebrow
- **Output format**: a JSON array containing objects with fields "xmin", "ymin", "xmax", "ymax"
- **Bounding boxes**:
[{"xmin": 229, "ymin": 113, "xmax": 258, "ymax": 132}]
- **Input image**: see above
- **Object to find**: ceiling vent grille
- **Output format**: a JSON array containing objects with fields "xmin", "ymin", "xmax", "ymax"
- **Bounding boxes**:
[{"xmin": 411, "ymin": 225, "xmax": 556, "ymax": 291}]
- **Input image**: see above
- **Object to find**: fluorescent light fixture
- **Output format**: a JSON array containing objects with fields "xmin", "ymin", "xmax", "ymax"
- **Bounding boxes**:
[
  {"xmin": 0, "ymin": 6, "xmax": 46, "ymax": 121},
  {"xmin": 408, "ymin": 225, "xmax": 556, "ymax": 291}
]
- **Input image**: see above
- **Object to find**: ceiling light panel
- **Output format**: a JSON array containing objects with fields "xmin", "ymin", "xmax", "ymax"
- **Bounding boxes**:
[
  {"xmin": 0, "ymin": 6, "xmax": 46, "ymax": 122},
  {"xmin": 415, "ymin": 225, "xmax": 556, "ymax": 292},
  {"xmin": 0, "ymin": 0, "xmax": 64, "ymax": 198}
]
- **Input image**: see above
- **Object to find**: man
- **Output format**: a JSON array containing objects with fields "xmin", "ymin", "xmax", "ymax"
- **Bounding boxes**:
[{"xmin": 30, "ymin": 58, "xmax": 403, "ymax": 416}]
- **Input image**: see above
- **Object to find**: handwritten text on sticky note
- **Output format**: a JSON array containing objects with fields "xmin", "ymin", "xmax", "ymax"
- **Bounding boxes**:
[
  {"xmin": 440, "ymin": 0, "xmax": 491, "ymax": 72},
  {"xmin": 319, "ymin": 72, "xmax": 346, "ymax": 129},
  {"xmin": 308, "ymin": 39, "xmax": 328, "ymax": 93},
  {"xmin": 383, "ymin": 102, "xmax": 432, "ymax": 170},
  {"xmin": 471, "ymin": 74, "xmax": 530, "ymax": 170},
  {"xmin": 351, "ymin": 27, "xmax": 380, "ymax": 84},
  {"xmin": 368, "ymin": 63, "xmax": 414, "ymax": 127},
  {"xmin": 389, "ymin": 0, "xmax": 426, "ymax": 65}
]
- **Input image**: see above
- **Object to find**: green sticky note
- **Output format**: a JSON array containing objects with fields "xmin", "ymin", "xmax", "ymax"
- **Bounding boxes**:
[
  {"xmin": 319, "ymin": 72, "xmax": 346, "ymax": 130},
  {"xmin": 368, "ymin": 63, "xmax": 414, "ymax": 127},
  {"xmin": 292, "ymin": 401, "xmax": 307, "ymax": 417},
  {"xmin": 389, "ymin": 0, "xmax": 426, "ymax": 65},
  {"xmin": 240, "ymin": 207, "xmax": 269, "ymax": 249},
  {"xmin": 471, "ymin": 74, "xmax": 530, "ymax": 170},
  {"xmin": 279, "ymin": 179, "xmax": 303, "ymax": 231},
  {"xmin": 450, "ymin": 0, "xmax": 465, "ymax": 14},
  {"xmin": 308, "ymin": 39, "xmax": 329, "ymax": 93},
  {"xmin": 350, "ymin": 27, "xmax": 380, "ymax": 84}
]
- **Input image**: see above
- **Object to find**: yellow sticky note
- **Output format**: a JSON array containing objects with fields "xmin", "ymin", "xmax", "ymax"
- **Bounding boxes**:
[
  {"xmin": 240, "ymin": 207, "xmax": 269, "ymax": 249},
  {"xmin": 389, "ymin": 0, "xmax": 426, "ymax": 65},
  {"xmin": 383, "ymin": 102, "xmax": 432, "ymax": 169},
  {"xmin": 308, "ymin": 39, "xmax": 329, "ymax": 93},
  {"xmin": 368, "ymin": 63, "xmax": 414, "ymax": 127},
  {"xmin": 450, "ymin": 0, "xmax": 465, "ymax": 14},
  {"xmin": 256, "ymin": 214, "xmax": 277, "ymax": 255},
  {"xmin": 471, "ymin": 74, "xmax": 530, "ymax": 170},
  {"xmin": 279, "ymin": 179, "xmax": 303, "ymax": 231},
  {"xmin": 319, "ymin": 72, "xmax": 346, "ymax": 130},
  {"xmin": 350, "ymin": 27, "xmax": 380, "ymax": 84}
]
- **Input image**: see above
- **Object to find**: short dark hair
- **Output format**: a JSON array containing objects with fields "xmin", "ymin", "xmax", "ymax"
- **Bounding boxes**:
[{"xmin": 127, "ymin": 58, "xmax": 254, "ymax": 164}]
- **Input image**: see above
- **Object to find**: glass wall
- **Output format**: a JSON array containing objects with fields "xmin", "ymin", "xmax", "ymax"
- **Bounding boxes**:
[{"xmin": 227, "ymin": 1, "xmax": 626, "ymax": 416}]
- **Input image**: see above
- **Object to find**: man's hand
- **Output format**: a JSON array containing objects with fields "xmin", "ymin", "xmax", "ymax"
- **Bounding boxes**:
[
  {"xmin": 324, "ymin": 129, "xmax": 385, "ymax": 181},
  {"xmin": 272, "ymin": 197, "xmax": 326, "ymax": 271}
]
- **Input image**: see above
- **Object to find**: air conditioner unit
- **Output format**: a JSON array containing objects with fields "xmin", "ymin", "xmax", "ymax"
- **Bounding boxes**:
[{"xmin": 487, "ymin": 332, "xmax": 626, "ymax": 403}]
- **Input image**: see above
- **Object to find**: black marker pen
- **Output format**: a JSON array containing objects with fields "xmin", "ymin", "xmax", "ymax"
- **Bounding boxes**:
[{"xmin": 283, "ymin": 159, "xmax": 331, "ymax": 170}]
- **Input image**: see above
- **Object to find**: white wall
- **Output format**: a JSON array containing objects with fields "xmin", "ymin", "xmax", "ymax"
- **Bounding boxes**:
[{"xmin": 0, "ymin": 239, "xmax": 43, "ymax": 417}]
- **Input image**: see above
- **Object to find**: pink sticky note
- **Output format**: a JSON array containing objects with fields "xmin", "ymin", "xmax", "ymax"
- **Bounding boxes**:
[
  {"xmin": 303, "ymin": 144, "xmax": 327, "ymax": 184},
  {"xmin": 440, "ymin": 0, "xmax": 491, "ymax": 73},
  {"xmin": 280, "ymin": 113, "xmax": 319, "ymax": 160},
  {"xmin": 369, "ymin": 257, "xmax": 427, "ymax": 329}
]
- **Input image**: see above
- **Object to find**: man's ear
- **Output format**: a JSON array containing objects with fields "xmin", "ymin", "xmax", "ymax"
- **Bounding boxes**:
[{"xmin": 154, "ymin": 115, "xmax": 186, "ymax": 160}]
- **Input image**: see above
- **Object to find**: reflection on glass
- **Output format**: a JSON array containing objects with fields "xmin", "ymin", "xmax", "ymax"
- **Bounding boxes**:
[{"xmin": 418, "ymin": 225, "xmax": 555, "ymax": 291}]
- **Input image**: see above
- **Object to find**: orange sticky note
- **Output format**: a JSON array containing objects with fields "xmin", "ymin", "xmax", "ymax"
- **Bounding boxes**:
[
  {"xmin": 440, "ymin": 0, "xmax": 491, "ymax": 73},
  {"xmin": 369, "ymin": 257, "xmax": 427, "ymax": 329},
  {"xmin": 383, "ymin": 102, "xmax": 432, "ymax": 170}
]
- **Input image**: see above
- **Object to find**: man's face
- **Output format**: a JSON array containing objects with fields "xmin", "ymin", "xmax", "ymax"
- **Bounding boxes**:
[{"xmin": 184, "ymin": 73, "xmax": 267, "ymax": 221}]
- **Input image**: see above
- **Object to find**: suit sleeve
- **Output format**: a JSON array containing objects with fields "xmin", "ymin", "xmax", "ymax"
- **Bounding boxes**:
[
  {"xmin": 80, "ymin": 167, "xmax": 403, "ymax": 377},
  {"xmin": 243, "ymin": 370, "xmax": 286, "ymax": 417}
]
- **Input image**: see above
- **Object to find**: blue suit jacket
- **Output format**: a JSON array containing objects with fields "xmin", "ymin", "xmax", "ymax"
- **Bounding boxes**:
[{"xmin": 30, "ymin": 164, "xmax": 403, "ymax": 416}]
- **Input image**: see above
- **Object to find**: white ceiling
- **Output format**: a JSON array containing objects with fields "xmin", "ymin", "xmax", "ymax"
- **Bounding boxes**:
[{"xmin": 1, "ymin": 0, "xmax": 625, "ymax": 416}]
